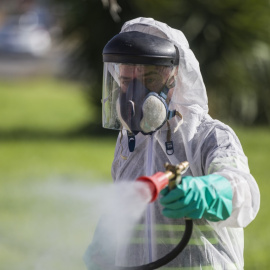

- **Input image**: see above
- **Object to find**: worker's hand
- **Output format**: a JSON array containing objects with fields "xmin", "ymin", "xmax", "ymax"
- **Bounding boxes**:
[{"xmin": 160, "ymin": 174, "xmax": 233, "ymax": 221}]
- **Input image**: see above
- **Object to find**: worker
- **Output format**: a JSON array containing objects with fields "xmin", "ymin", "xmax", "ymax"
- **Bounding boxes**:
[{"xmin": 84, "ymin": 17, "xmax": 260, "ymax": 269}]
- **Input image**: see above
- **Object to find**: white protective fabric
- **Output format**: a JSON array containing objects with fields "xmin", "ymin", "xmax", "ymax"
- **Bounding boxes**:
[{"xmin": 86, "ymin": 17, "xmax": 260, "ymax": 269}]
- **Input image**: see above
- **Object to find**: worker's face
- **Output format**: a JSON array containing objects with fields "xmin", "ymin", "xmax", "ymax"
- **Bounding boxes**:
[{"xmin": 119, "ymin": 64, "xmax": 173, "ymax": 95}]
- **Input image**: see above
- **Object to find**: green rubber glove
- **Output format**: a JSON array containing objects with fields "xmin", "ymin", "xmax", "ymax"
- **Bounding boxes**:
[{"xmin": 160, "ymin": 174, "xmax": 232, "ymax": 221}]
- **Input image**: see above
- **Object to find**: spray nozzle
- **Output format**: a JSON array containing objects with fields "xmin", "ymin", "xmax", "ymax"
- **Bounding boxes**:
[{"xmin": 136, "ymin": 161, "xmax": 189, "ymax": 203}]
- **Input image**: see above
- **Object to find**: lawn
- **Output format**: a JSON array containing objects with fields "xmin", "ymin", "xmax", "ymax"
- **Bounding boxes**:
[
  {"xmin": 0, "ymin": 77, "xmax": 269, "ymax": 269},
  {"xmin": 233, "ymin": 127, "xmax": 270, "ymax": 269},
  {"xmin": 0, "ymin": 78, "xmax": 116, "ymax": 270}
]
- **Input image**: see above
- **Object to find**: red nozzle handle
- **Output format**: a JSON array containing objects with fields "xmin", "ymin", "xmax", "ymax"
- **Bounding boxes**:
[{"xmin": 136, "ymin": 172, "xmax": 169, "ymax": 202}]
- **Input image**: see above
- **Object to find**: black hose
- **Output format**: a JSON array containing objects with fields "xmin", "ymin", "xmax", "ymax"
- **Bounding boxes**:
[{"xmin": 115, "ymin": 219, "xmax": 193, "ymax": 270}]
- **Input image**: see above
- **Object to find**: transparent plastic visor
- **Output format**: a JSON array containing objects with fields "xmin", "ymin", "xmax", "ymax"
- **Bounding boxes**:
[{"xmin": 102, "ymin": 62, "xmax": 177, "ymax": 134}]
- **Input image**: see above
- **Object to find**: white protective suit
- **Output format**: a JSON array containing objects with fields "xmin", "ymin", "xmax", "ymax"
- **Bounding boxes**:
[{"xmin": 86, "ymin": 17, "xmax": 260, "ymax": 270}]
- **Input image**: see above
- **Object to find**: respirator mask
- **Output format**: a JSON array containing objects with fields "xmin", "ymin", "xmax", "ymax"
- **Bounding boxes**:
[{"xmin": 102, "ymin": 31, "xmax": 182, "ymax": 152}]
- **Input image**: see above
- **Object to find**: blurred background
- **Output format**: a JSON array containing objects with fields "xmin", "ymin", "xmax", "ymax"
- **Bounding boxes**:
[{"xmin": 0, "ymin": 0, "xmax": 269, "ymax": 269}]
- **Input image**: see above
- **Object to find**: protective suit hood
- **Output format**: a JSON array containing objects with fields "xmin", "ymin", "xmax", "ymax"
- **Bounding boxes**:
[{"xmin": 121, "ymin": 17, "xmax": 209, "ymax": 119}]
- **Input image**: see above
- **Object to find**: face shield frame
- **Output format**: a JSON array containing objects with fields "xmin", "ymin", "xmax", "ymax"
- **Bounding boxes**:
[
  {"xmin": 102, "ymin": 31, "xmax": 180, "ymax": 135},
  {"xmin": 103, "ymin": 31, "xmax": 179, "ymax": 66}
]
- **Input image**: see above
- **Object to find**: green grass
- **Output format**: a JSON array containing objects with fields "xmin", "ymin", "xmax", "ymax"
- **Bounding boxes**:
[
  {"xmin": 0, "ymin": 137, "xmax": 116, "ymax": 270},
  {"xmin": 0, "ymin": 77, "xmax": 92, "ymax": 133},
  {"xmin": 0, "ymin": 78, "xmax": 269, "ymax": 269},
  {"xmin": 233, "ymin": 127, "xmax": 270, "ymax": 269},
  {"xmin": 0, "ymin": 138, "xmax": 115, "ymax": 182},
  {"xmin": 0, "ymin": 78, "xmax": 116, "ymax": 270}
]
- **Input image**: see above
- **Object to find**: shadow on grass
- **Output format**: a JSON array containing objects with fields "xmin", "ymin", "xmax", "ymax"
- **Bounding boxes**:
[{"xmin": 0, "ymin": 123, "xmax": 119, "ymax": 141}]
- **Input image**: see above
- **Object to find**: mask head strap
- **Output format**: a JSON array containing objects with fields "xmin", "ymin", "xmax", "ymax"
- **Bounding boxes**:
[{"xmin": 159, "ymin": 86, "xmax": 169, "ymax": 100}]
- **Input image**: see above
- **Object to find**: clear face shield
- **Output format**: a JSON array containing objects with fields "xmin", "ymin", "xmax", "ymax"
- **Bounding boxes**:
[{"xmin": 102, "ymin": 63, "xmax": 177, "ymax": 135}]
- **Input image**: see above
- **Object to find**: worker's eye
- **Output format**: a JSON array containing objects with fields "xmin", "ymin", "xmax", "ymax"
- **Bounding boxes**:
[
  {"xmin": 121, "ymin": 79, "xmax": 132, "ymax": 87},
  {"xmin": 145, "ymin": 78, "xmax": 155, "ymax": 84}
]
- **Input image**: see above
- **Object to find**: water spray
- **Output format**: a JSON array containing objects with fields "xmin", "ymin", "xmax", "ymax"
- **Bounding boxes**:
[{"xmin": 116, "ymin": 161, "xmax": 193, "ymax": 270}]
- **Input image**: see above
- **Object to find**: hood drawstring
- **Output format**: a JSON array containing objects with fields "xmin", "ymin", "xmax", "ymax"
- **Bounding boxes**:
[
  {"xmin": 165, "ymin": 121, "xmax": 174, "ymax": 155},
  {"xmin": 120, "ymin": 130, "xmax": 128, "ymax": 160},
  {"xmin": 119, "ymin": 130, "xmax": 136, "ymax": 160},
  {"xmin": 165, "ymin": 111, "xmax": 183, "ymax": 155},
  {"xmin": 173, "ymin": 111, "xmax": 183, "ymax": 133}
]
